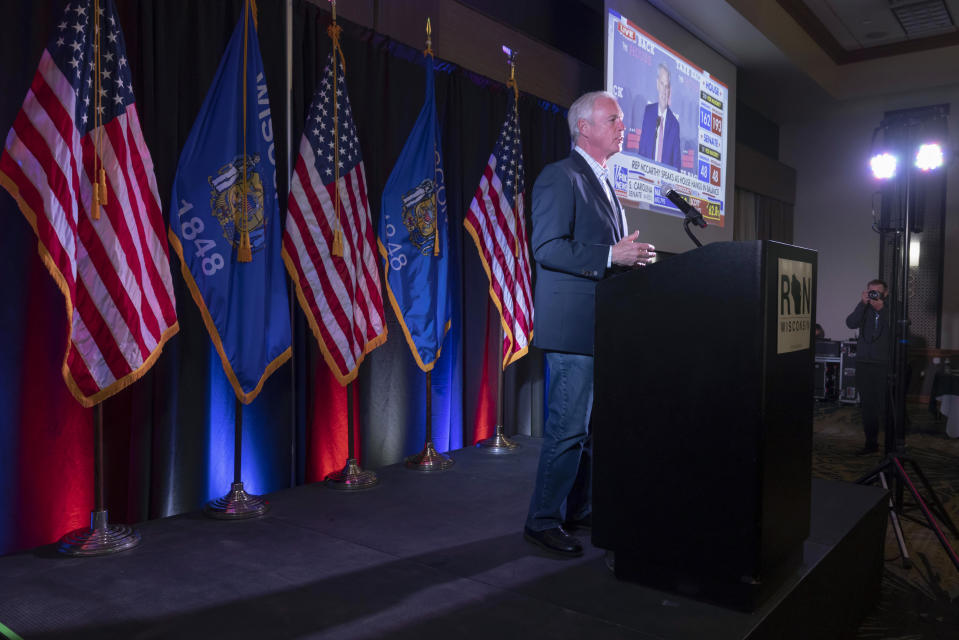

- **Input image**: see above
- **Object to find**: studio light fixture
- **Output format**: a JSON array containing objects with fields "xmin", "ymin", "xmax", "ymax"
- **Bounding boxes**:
[
  {"xmin": 870, "ymin": 152, "xmax": 897, "ymax": 180},
  {"xmin": 915, "ymin": 143, "xmax": 944, "ymax": 171}
]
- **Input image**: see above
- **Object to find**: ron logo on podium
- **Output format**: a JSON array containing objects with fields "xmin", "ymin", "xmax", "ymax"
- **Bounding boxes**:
[{"xmin": 778, "ymin": 258, "xmax": 813, "ymax": 354}]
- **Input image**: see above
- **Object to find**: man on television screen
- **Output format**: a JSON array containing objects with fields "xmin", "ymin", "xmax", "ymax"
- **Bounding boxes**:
[{"xmin": 637, "ymin": 63, "xmax": 681, "ymax": 171}]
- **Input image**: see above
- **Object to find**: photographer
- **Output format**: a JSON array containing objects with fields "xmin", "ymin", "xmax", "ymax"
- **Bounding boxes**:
[{"xmin": 845, "ymin": 279, "xmax": 891, "ymax": 455}]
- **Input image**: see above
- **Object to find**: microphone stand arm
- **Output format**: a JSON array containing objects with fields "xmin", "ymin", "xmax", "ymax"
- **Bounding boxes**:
[{"xmin": 684, "ymin": 217, "xmax": 703, "ymax": 248}]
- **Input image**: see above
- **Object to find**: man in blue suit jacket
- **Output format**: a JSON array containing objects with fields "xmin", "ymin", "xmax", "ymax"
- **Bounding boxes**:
[
  {"xmin": 524, "ymin": 91, "xmax": 656, "ymax": 557},
  {"xmin": 637, "ymin": 63, "xmax": 681, "ymax": 171}
]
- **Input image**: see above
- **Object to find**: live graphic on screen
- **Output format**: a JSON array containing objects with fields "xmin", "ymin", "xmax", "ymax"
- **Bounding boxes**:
[{"xmin": 606, "ymin": 9, "xmax": 728, "ymax": 228}]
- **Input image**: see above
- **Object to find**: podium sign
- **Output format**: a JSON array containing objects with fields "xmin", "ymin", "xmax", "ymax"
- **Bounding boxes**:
[
  {"xmin": 592, "ymin": 240, "xmax": 817, "ymax": 610},
  {"xmin": 777, "ymin": 258, "xmax": 813, "ymax": 354}
]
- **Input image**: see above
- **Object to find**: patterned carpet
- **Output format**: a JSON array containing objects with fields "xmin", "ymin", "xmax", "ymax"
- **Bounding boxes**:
[{"xmin": 812, "ymin": 401, "xmax": 959, "ymax": 639}]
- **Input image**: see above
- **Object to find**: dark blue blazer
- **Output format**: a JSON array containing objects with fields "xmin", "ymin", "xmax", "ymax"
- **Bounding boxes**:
[
  {"xmin": 637, "ymin": 103, "xmax": 681, "ymax": 171},
  {"xmin": 530, "ymin": 151, "xmax": 625, "ymax": 355}
]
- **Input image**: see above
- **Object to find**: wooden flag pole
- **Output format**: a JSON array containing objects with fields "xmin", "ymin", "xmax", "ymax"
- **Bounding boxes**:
[
  {"xmin": 325, "ymin": 381, "xmax": 379, "ymax": 488},
  {"xmin": 204, "ymin": 398, "xmax": 270, "ymax": 519},
  {"xmin": 320, "ymin": 0, "xmax": 377, "ymax": 490},
  {"xmin": 402, "ymin": 18, "xmax": 453, "ymax": 472},
  {"xmin": 58, "ymin": 403, "xmax": 141, "ymax": 555},
  {"xmin": 57, "ymin": 7, "xmax": 140, "ymax": 554},
  {"xmin": 477, "ymin": 46, "xmax": 520, "ymax": 454},
  {"xmin": 477, "ymin": 322, "xmax": 520, "ymax": 454},
  {"xmin": 405, "ymin": 371, "xmax": 454, "ymax": 471}
]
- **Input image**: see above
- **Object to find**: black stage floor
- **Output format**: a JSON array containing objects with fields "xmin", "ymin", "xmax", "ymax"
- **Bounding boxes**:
[{"xmin": 0, "ymin": 436, "xmax": 887, "ymax": 640}]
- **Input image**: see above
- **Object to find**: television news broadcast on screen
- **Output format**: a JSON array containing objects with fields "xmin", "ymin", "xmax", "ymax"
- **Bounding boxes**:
[{"xmin": 606, "ymin": 8, "xmax": 728, "ymax": 230}]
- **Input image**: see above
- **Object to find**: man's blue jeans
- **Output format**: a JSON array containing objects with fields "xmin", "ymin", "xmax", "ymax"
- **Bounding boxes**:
[{"xmin": 525, "ymin": 351, "xmax": 593, "ymax": 532}]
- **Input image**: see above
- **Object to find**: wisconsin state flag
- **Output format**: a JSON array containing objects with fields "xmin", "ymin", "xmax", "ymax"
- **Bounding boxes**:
[
  {"xmin": 377, "ymin": 53, "xmax": 451, "ymax": 371},
  {"xmin": 168, "ymin": 4, "xmax": 290, "ymax": 403}
]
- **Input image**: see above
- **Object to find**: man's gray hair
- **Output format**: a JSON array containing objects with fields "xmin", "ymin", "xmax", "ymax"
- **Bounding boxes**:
[{"xmin": 568, "ymin": 90, "xmax": 618, "ymax": 145}]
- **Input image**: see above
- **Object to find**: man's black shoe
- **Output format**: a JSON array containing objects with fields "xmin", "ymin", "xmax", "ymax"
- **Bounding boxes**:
[
  {"xmin": 563, "ymin": 514, "xmax": 592, "ymax": 532},
  {"xmin": 855, "ymin": 445, "xmax": 879, "ymax": 456},
  {"xmin": 523, "ymin": 526, "xmax": 583, "ymax": 557}
]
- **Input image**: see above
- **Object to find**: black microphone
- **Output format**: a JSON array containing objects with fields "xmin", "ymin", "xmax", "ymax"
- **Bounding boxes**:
[{"xmin": 661, "ymin": 185, "xmax": 707, "ymax": 228}]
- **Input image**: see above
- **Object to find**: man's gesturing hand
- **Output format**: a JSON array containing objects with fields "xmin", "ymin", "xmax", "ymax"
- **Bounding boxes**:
[{"xmin": 611, "ymin": 230, "xmax": 656, "ymax": 267}]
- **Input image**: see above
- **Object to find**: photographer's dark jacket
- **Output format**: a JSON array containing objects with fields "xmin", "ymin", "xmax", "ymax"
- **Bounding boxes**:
[{"xmin": 845, "ymin": 302, "xmax": 890, "ymax": 364}]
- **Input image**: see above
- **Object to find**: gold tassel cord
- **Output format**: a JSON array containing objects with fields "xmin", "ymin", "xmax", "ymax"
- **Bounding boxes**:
[
  {"xmin": 328, "ymin": 7, "xmax": 345, "ymax": 258},
  {"xmin": 432, "ymin": 159, "xmax": 440, "ymax": 257},
  {"xmin": 96, "ymin": 0, "xmax": 108, "ymax": 209},
  {"xmin": 238, "ymin": 0, "xmax": 253, "ymax": 263},
  {"xmin": 507, "ymin": 56, "xmax": 520, "ymax": 258},
  {"xmin": 426, "ymin": 18, "xmax": 439, "ymax": 258},
  {"xmin": 97, "ymin": 1, "xmax": 108, "ymax": 209},
  {"xmin": 99, "ymin": 168, "xmax": 108, "ymax": 206},
  {"xmin": 91, "ymin": 0, "xmax": 103, "ymax": 220}
]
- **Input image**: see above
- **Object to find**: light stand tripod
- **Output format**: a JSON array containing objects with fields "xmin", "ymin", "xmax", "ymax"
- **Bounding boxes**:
[{"xmin": 856, "ymin": 164, "xmax": 959, "ymax": 572}]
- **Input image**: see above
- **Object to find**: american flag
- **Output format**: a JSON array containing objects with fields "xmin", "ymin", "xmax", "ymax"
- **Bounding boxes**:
[
  {"xmin": 0, "ymin": 0, "xmax": 178, "ymax": 407},
  {"xmin": 283, "ymin": 52, "xmax": 386, "ymax": 384},
  {"xmin": 464, "ymin": 90, "xmax": 533, "ymax": 367}
]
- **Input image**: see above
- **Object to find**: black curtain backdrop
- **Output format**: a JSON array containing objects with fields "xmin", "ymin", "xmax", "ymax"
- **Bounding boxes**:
[{"xmin": 0, "ymin": 0, "xmax": 569, "ymax": 551}]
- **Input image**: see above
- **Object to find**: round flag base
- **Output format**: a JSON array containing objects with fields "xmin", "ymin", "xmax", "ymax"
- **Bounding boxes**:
[
  {"xmin": 476, "ymin": 426, "xmax": 520, "ymax": 454},
  {"xmin": 57, "ymin": 510, "xmax": 141, "ymax": 557},
  {"xmin": 204, "ymin": 482, "xmax": 270, "ymax": 519},
  {"xmin": 405, "ymin": 440, "xmax": 454, "ymax": 472},
  {"xmin": 325, "ymin": 459, "xmax": 379, "ymax": 490}
]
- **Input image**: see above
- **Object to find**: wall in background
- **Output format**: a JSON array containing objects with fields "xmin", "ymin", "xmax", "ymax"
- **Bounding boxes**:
[{"xmin": 325, "ymin": 0, "xmax": 601, "ymax": 107}]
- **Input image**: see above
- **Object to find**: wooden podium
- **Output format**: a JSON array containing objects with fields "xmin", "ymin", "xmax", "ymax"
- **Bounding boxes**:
[{"xmin": 592, "ymin": 240, "xmax": 817, "ymax": 610}]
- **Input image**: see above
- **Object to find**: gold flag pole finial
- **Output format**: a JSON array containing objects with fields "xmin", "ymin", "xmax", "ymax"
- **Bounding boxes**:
[
  {"xmin": 424, "ymin": 18, "xmax": 433, "ymax": 56},
  {"xmin": 327, "ymin": 0, "xmax": 342, "ymax": 42},
  {"xmin": 503, "ymin": 45, "xmax": 518, "ymax": 100}
]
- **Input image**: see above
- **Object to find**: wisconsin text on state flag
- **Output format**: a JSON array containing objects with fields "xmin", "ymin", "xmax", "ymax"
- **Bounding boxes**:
[
  {"xmin": 169, "ymin": 4, "xmax": 291, "ymax": 404},
  {"xmin": 0, "ymin": 0, "xmax": 178, "ymax": 407},
  {"xmin": 283, "ymin": 51, "xmax": 386, "ymax": 385}
]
